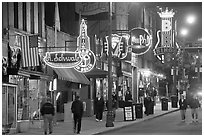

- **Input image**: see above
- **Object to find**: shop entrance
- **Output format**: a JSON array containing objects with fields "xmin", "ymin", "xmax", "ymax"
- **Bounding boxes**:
[{"xmin": 2, "ymin": 83, "xmax": 17, "ymax": 133}]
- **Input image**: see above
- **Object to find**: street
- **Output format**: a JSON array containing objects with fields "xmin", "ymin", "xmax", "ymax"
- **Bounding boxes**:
[{"xmin": 99, "ymin": 108, "xmax": 202, "ymax": 135}]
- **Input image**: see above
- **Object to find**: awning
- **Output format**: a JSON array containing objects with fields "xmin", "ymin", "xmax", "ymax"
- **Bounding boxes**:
[
  {"xmin": 84, "ymin": 68, "xmax": 108, "ymax": 78},
  {"xmin": 53, "ymin": 68, "xmax": 90, "ymax": 85}
]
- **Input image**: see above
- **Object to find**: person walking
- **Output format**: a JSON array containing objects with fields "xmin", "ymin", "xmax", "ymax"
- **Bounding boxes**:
[
  {"xmin": 71, "ymin": 96, "xmax": 84, "ymax": 134},
  {"xmin": 189, "ymin": 95, "xmax": 200, "ymax": 122},
  {"xmin": 144, "ymin": 95, "xmax": 151, "ymax": 116},
  {"xmin": 179, "ymin": 95, "xmax": 188, "ymax": 122},
  {"xmin": 95, "ymin": 95, "xmax": 105, "ymax": 122},
  {"xmin": 40, "ymin": 98, "xmax": 55, "ymax": 135}
]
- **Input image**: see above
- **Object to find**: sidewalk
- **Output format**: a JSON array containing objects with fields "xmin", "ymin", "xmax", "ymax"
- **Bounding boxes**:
[{"xmin": 16, "ymin": 102, "xmax": 179, "ymax": 135}]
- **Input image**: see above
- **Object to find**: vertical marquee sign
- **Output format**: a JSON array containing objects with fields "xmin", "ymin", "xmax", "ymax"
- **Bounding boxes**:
[
  {"xmin": 44, "ymin": 19, "xmax": 96, "ymax": 73},
  {"xmin": 153, "ymin": 7, "xmax": 180, "ymax": 63}
]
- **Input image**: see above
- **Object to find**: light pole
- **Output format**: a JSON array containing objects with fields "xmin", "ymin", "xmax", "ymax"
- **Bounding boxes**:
[{"xmin": 106, "ymin": 2, "xmax": 114, "ymax": 127}]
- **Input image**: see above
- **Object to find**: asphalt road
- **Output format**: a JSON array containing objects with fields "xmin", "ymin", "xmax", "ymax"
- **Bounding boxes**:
[{"xmin": 99, "ymin": 108, "xmax": 202, "ymax": 135}]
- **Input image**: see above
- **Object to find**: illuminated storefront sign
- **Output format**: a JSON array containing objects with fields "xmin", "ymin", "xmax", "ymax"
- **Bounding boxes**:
[
  {"xmin": 129, "ymin": 28, "xmax": 152, "ymax": 55},
  {"xmin": 153, "ymin": 7, "xmax": 180, "ymax": 63},
  {"xmin": 103, "ymin": 28, "xmax": 151, "ymax": 58},
  {"xmin": 104, "ymin": 33, "xmax": 130, "ymax": 59},
  {"xmin": 44, "ymin": 19, "xmax": 96, "ymax": 73}
]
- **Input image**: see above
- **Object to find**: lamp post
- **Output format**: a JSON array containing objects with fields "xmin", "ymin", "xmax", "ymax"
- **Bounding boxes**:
[{"xmin": 106, "ymin": 2, "xmax": 114, "ymax": 127}]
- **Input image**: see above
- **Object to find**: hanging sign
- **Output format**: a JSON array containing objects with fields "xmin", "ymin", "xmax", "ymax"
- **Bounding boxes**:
[
  {"xmin": 153, "ymin": 7, "xmax": 180, "ymax": 64},
  {"xmin": 129, "ymin": 28, "xmax": 152, "ymax": 55},
  {"xmin": 104, "ymin": 33, "xmax": 130, "ymax": 59},
  {"xmin": 44, "ymin": 19, "xmax": 96, "ymax": 73}
]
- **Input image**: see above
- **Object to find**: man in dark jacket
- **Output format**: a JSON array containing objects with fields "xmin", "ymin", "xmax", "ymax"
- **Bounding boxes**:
[
  {"xmin": 71, "ymin": 96, "xmax": 84, "ymax": 134},
  {"xmin": 144, "ymin": 95, "xmax": 152, "ymax": 116},
  {"xmin": 95, "ymin": 95, "xmax": 104, "ymax": 122},
  {"xmin": 40, "ymin": 98, "xmax": 55, "ymax": 135},
  {"xmin": 179, "ymin": 95, "xmax": 188, "ymax": 122}
]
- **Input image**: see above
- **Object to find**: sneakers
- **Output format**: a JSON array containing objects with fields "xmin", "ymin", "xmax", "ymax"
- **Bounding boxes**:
[
  {"xmin": 99, "ymin": 120, "xmax": 102, "ymax": 122},
  {"xmin": 44, "ymin": 132, "xmax": 47, "ymax": 135},
  {"xmin": 96, "ymin": 119, "xmax": 99, "ymax": 122}
]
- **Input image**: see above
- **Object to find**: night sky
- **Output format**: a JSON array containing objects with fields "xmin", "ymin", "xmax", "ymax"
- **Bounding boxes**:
[{"xmin": 45, "ymin": 2, "xmax": 202, "ymax": 42}]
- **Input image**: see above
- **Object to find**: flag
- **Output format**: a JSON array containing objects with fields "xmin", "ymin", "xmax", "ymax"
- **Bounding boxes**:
[
  {"xmin": 20, "ymin": 35, "xmax": 40, "ymax": 67},
  {"xmin": 55, "ymin": 2, "xmax": 60, "ymax": 31}
]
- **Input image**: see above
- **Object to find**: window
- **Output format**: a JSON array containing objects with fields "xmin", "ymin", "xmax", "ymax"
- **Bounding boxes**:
[
  {"xmin": 22, "ymin": 2, "xmax": 26, "ymax": 31},
  {"xmin": 14, "ymin": 2, "xmax": 18, "ymax": 28}
]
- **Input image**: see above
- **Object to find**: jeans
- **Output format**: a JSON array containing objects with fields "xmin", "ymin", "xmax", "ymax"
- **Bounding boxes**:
[
  {"xmin": 96, "ymin": 110, "xmax": 103, "ymax": 120},
  {"xmin": 73, "ymin": 114, "xmax": 82, "ymax": 133},
  {"xmin": 43, "ymin": 114, "xmax": 53, "ymax": 133},
  {"xmin": 191, "ymin": 108, "xmax": 198, "ymax": 120},
  {"xmin": 180, "ymin": 109, "xmax": 186, "ymax": 120}
]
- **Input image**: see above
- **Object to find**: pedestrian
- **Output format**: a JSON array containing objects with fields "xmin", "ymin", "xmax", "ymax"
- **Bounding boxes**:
[
  {"xmin": 95, "ymin": 95, "xmax": 105, "ymax": 122},
  {"xmin": 189, "ymin": 95, "xmax": 200, "ymax": 122},
  {"xmin": 40, "ymin": 98, "xmax": 55, "ymax": 135},
  {"xmin": 125, "ymin": 90, "xmax": 132, "ymax": 102},
  {"xmin": 112, "ymin": 92, "xmax": 117, "ymax": 121},
  {"xmin": 179, "ymin": 95, "xmax": 188, "ymax": 122},
  {"xmin": 144, "ymin": 95, "xmax": 151, "ymax": 116},
  {"xmin": 71, "ymin": 96, "xmax": 84, "ymax": 134}
]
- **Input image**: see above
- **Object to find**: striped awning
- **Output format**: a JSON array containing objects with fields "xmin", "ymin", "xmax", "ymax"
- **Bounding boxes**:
[{"xmin": 53, "ymin": 68, "xmax": 90, "ymax": 85}]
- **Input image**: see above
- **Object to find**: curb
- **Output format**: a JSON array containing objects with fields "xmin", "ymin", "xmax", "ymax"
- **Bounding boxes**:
[{"xmin": 94, "ymin": 108, "xmax": 179, "ymax": 135}]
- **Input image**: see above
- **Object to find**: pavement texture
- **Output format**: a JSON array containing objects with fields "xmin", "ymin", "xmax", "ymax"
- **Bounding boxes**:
[{"xmin": 15, "ymin": 102, "xmax": 179, "ymax": 135}]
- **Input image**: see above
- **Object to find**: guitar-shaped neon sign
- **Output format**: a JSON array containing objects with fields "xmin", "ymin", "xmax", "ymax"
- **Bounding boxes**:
[{"xmin": 153, "ymin": 7, "xmax": 180, "ymax": 64}]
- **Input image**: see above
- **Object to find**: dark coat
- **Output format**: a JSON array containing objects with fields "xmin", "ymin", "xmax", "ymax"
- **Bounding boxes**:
[
  {"xmin": 125, "ymin": 94, "xmax": 132, "ymax": 101},
  {"xmin": 189, "ymin": 98, "xmax": 200, "ymax": 109},
  {"xmin": 71, "ymin": 100, "xmax": 84, "ymax": 117},
  {"xmin": 95, "ymin": 97, "xmax": 104, "ymax": 112},
  {"xmin": 144, "ymin": 97, "xmax": 151, "ymax": 107},
  {"xmin": 179, "ymin": 99, "xmax": 188, "ymax": 110},
  {"xmin": 40, "ymin": 102, "xmax": 55, "ymax": 116}
]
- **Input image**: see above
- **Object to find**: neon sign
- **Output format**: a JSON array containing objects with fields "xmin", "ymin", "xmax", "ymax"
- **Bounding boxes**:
[
  {"xmin": 153, "ymin": 7, "xmax": 180, "ymax": 64},
  {"xmin": 44, "ymin": 19, "xmax": 96, "ymax": 73},
  {"xmin": 104, "ymin": 33, "xmax": 130, "ymax": 59},
  {"xmin": 129, "ymin": 28, "xmax": 152, "ymax": 55}
]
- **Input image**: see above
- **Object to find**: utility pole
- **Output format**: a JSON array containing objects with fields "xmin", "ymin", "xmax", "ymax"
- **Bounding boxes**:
[{"xmin": 106, "ymin": 2, "xmax": 114, "ymax": 127}]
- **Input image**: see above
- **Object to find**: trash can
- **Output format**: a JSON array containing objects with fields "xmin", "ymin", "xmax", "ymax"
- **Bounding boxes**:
[
  {"xmin": 161, "ymin": 98, "xmax": 168, "ymax": 111},
  {"xmin": 135, "ymin": 103, "xmax": 143, "ymax": 118},
  {"xmin": 171, "ymin": 96, "xmax": 178, "ymax": 108}
]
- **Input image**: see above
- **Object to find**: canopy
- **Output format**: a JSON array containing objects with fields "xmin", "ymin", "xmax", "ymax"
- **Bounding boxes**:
[{"xmin": 53, "ymin": 68, "xmax": 90, "ymax": 85}]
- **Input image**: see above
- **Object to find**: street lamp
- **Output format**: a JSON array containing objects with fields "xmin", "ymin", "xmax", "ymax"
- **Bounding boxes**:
[
  {"xmin": 106, "ymin": 2, "xmax": 114, "ymax": 127},
  {"xmin": 180, "ymin": 28, "xmax": 188, "ymax": 37},
  {"xmin": 186, "ymin": 15, "xmax": 196, "ymax": 24}
]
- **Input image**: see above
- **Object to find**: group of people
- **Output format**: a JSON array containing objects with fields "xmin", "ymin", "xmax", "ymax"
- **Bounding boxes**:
[
  {"xmin": 40, "ymin": 96, "xmax": 84, "ymax": 135},
  {"xmin": 39, "ymin": 91, "xmax": 201, "ymax": 135},
  {"xmin": 179, "ymin": 94, "xmax": 201, "ymax": 123}
]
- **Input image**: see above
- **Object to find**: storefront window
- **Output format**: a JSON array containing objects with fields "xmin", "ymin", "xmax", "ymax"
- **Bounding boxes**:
[{"xmin": 17, "ymin": 77, "xmax": 47, "ymax": 121}]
